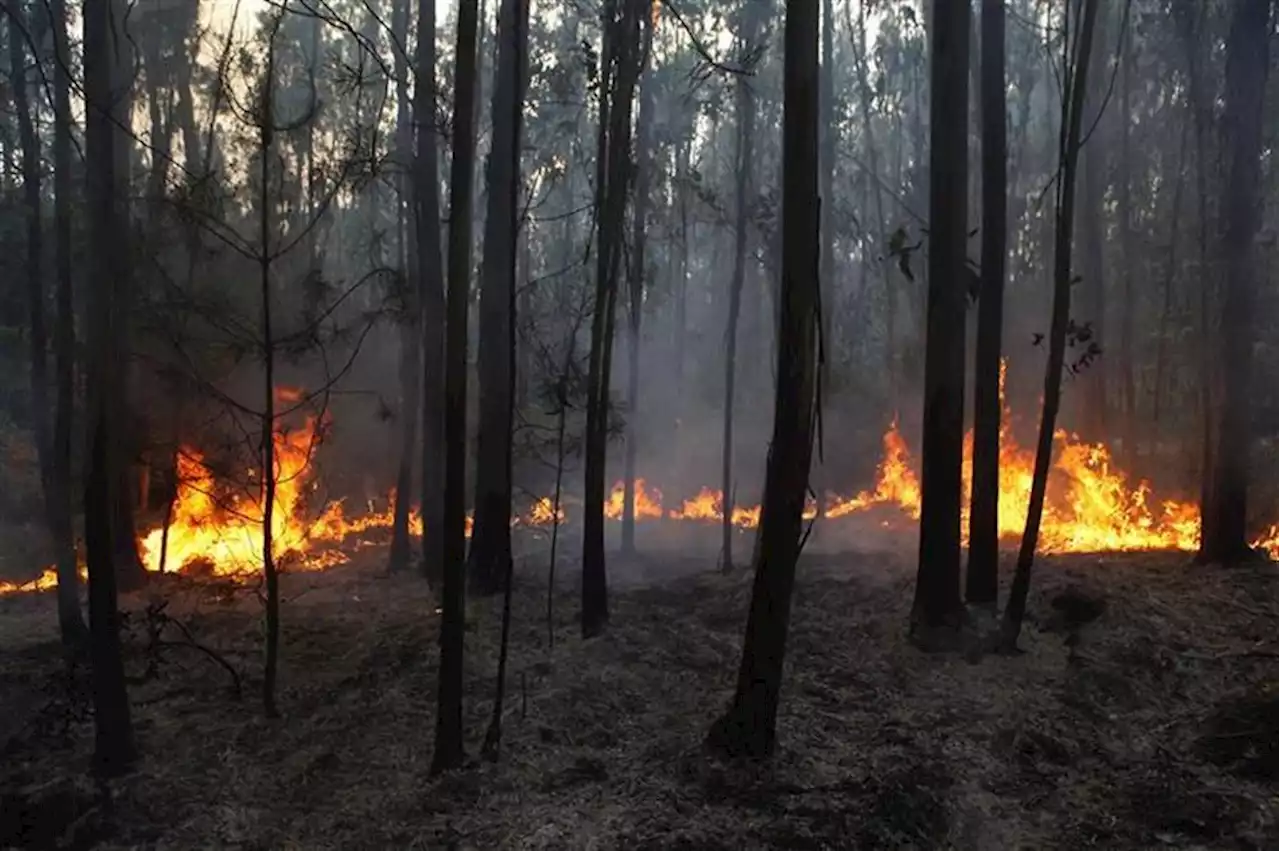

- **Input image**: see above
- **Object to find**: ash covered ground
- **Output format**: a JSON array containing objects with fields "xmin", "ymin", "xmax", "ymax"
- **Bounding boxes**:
[{"xmin": 1, "ymin": 528, "xmax": 1276, "ymax": 850}]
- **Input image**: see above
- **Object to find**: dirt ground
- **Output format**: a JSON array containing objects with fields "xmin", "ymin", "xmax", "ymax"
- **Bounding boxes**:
[{"xmin": 0, "ymin": 532, "xmax": 1276, "ymax": 850}]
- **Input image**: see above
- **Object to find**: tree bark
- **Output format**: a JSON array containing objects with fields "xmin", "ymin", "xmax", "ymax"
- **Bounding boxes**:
[
  {"xmin": 1002, "ymin": 0, "xmax": 1101, "ymax": 650},
  {"xmin": 83, "ymin": 0, "xmax": 137, "ymax": 777},
  {"xmin": 469, "ymin": 0, "xmax": 530, "ymax": 594},
  {"xmin": 50, "ymin": 0, "xmax": 86, "ymax": 646},
  {"xmin": 720, "ymin": 3, "xmax": 759, "ymax": 572},
  {"xmin": 964, "ymin": 0, "xmax": 1006, "ymax": 609},
  {"xmin": 911, "ymin": 0, "xmax": 970, "ymax": 638},
  {"xmin": 431, "ymin": 0, "xmax": 481, "ymax": 777},
  {"xmin": 581, "ymin": 0, "xmax": 645, "ymax": 638},
  {"xmin": 620, "ymin": 15, "xmax": 655, "ymax": 556},
  {"xmin": 10, "ymin": 2, "xmax": 79, "ymax": 634},
  {"xmin": 1200, "ymin": 0, "xmax": 1270, "ymax": 563},
  {"xmin": 1076, "ymin": 0, "xmax": 1110, "ymax": 443},
  {"xmin": 1116, "ymin": 9, "xmax": 1136, "ymax": 474},
  {"xmin": 706, "ymin": 0, "xmax": 820, "ymax": 760},
  {"xmin": 416, "ymin": 0, "xmax": 447, "ymax": 586}
]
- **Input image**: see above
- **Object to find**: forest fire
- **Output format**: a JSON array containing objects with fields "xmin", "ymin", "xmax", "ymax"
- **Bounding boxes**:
[{"xmin": 1, "ymin": 381, "xmax": 1276, "ymax": 597}]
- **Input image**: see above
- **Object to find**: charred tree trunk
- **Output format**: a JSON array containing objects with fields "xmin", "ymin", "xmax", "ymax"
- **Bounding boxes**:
[
  {"xmin": 911, "ymin": 0, "xmax": 970, "ymax": 640},
  {"xmin": 706, "ymin": 0, "xmax": 820, "ymax": 760},
  {"xmin": 257, "ymin": 21, "xmax": 282, "ymax": 720},
  {"xmin": 1200, "ymin": 0, "xmax": 1270, "ymax": 564},
  {"xmin": 10, "ymin": 2, "xmax": 52, "ymax": 506},
  {"xmin": 1076, "ymin": 1, "xmax": 1110, "ymax": 443},
  {"xmin": 389, "ymin": 0, "xmax": 421, "ymax": 575},
  {"xmin": 417, "ymin": 0, "xmax": 447, "ymax": 587},
  {"xmin": 1177, "ymin": 4, "xmax": 1217, "ymax": 554},
  {"xmin": 1002, "ymin": 0, "xmax": 1101, "ymax": 650},
  {"xmin": 470, "ymin": 0, "xmax": 530, "ymax": 594},
  {"xmin": 10, "ymin": 3, "xmax": 76, "ymax": 632},
  {"xmin": 50, "ymin": 0, "xmax": 86, "ymax": 646},
  {"xmin": 965, "ymin": 0, "xmax": 1006, "ymax": 609},
  {"xmin": 431, "ymin": 0, "xmax": 481, "ymax": 777},
  {"xmin": 83, "ymin": 0, "xmax": 137, "ymax": 776},
  {"xmin": 1116, "ymin": 11, "xmax": 1136, "ymax": 474},
  {"xmin": 721, "ymin": 5, "xmax": 759, "ymax": 572},
  {"xmin": 814, "ymin": 0, "xmax": 834, "ymax": 513},
  {"xmin": 581, "ymin": 0, "xmax": 644, "ymax": 639},
  {"xmin": 105, "ymin": 4, "xmax": 147, "ymax": 595},
  {"xmin": 620, "ymin": 17, "xmax": 655, "ymax": 556},
  {"xmin": 480, "ymin": 0, "xmax": 528, "ymax": 754}
]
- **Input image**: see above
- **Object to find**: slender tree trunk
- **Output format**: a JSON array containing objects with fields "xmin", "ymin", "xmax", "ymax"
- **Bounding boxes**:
[
  {"xmin": 1151, "ymin": 119, "xmax": 1189, "ymax": 443},
  {"xmin": 850, "ymin": 0, "xmax": 892, "ymax": 401},
  {"xmin": 83, "ymin": 0, "xmax": 137, "ymax": 777},
  {"xmin": 431, "ymin": 0, "xmax": 481, "ymax": 777},
  {"xmin": 389, "ymin": 0, "xmax": 421, "ymax": 574},
  {"xmin": 911, "ymin": 0, "xmax": 970, "ymax": 639},
  {"xmin": 815, "ymin": 0, "xmax": 834, "ymax": 512},
  {"xmin": 50, "ymin": 0, "xmax": 86, "ymax": 646},
  {"xmin": 10, "ymin": 3, "xmax": 53, "ymax": 507},
  {"xmin": 257, "ymin": 23, "xmax": 282, "ymax": 720},
  {"xmin": 482, "ymin": 0, "xmax": 528, "ymax": 737},
  {"xmin": 1076, "ymin": 0, "xmax": 1110, "ymax": 443},
  {"xmin": 1201, "ymin": 0, "xmax": 1270, "ymax": 563},
  {"xmin": 581, "ymin": 0, "xmax": 644, "ymax": 639},
  {"xmin": 672, "ymin": 136, "xmax": 690, "ymax": 451},
  {"xmin": 105, "ymin": 2, "xmax": 147, "ymax": 595},
  {"xmin": 470, "ymin": 0, "xmax": 530, "ymax": 594},
  {"xmin": 416, "ymin": 0, "xmax": 447, "ymax": 586},
  {"xmin": 965, "ymin": 0, "xmax": 1006, "ymax": 609},
  {"xmin": 1116, "ymin": 10, "xmax": 1136, "ymax": 474},
  {"xmin": 1002, "ymin": 0, "xmax": 1101, "ymax": 650},
  {"xmin": 1181, "ymin": 6, "xmax": 1216, "ymax": 554},
  {"xmin": 620, "ymin": 18, "xmax": 655, "ymax": 556},
  {"xmin": 721, "ymin": 6, "xmax": 759, "ymax": 572},
  {"xmin": 706, "ymin": 0, "xmax": 820, "ymax": 760}
]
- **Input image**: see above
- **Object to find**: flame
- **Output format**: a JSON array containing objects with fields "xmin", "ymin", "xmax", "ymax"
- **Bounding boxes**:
[
  {"xmin": 2, "ymin": 372, "xmax": 1276, "ymax": 597},
  {"xmin": 604, "ymin": 478, "xmax": 664, "ymax": 521}
]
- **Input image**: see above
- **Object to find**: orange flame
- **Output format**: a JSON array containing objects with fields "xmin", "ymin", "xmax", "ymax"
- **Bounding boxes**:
[{"xmin": 2, "ymin": 372, "xmax": 1276, "ymax": 597}]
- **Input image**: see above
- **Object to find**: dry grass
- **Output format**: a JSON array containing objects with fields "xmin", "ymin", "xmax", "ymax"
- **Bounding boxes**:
[{"xmin": 0, "ymin": 535, "xmax": 1276, "ymax": 850}]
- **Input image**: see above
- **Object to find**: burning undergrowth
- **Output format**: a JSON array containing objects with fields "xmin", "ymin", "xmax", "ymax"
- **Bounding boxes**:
[
  {"xmin": 4, "ymin": 371, "xmax": 1275, "ymax": 598},
  {"xmin": 0, "ymin": 548, "xmax": 1275, "ymax": 849}
]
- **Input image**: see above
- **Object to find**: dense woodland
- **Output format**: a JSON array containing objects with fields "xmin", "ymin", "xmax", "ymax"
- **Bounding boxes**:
[{"xmin": 0, "ymin": 0, "xmax": 1277, "ymax": 846}]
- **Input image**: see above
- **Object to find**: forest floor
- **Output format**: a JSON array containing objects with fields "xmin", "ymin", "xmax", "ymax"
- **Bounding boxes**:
[{"xmin": 0, "ymin": 530, "xmax": 1276, "ymax": 850}]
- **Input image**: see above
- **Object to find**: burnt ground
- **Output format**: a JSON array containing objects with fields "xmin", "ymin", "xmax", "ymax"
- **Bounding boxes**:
[{"xmin": 0, "ymin": 537, "xmax": 1276, "ymax": 850}]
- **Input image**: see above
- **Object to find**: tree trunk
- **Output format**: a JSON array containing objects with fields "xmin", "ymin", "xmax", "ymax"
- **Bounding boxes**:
[
  {"xmin": 911, "ymin": 0, "xmax": 970, "ymax": 639},
  {"xmin": 82, "ymin": 0, "xmax": 137, "ymax": 777},
  {"xmin": 470, "ymin": 0, "xmax": 530, "ymax": 595},
  {"xmin": 706, "ymin": 0, "xmax": 820, "ymax": 760},
  {"xmin": 581, "ymin": 0, "xmax": 645, "ymax": 639},
  {"xmin": 50, "ymin": 0, "xmax": 86, "ymax": 646},
  {"xmin": 1002, "ymin": 0, "xmax": 1101, "ymax": 650},
  {"xmin": 105, "ymin": 2, "xmax": 148, "ymax": 595},
  {"xmin": 257, "ymin": 20, "xmax": 282, "ymax": 720},
  {"xmin": 416, "ymin": 0, "xmax": 447, "ymax": 586},
  {"xmin": 1200, "ymin": 0, "xmax": 1270, "ymax": 563},
  {"xmin": 815, "ymin": 0, "xmax": 834, "ymax": 511},
  {"xmin": 721, "ymin": 5, "xmax": 759, "ymax": 572},
  {"xmin": 850, "ymin": 0, "xmax": 892, "ymax": 402},
  {"xmin": 1116, "ymin": 10, "xmax": 1136, "ymax": 474},
  {"xmin": 388, "ymin": 0, "xmax": 421, "ymax": 575},
  {"xmin": 431, "ymin": 0, "xmax": 481, "ymax": 777},
  {"xmin": 10, "ymin": 2, "xmax": 52, "ymax": 505},
  {"xmin": 965, "ymin": 0, "xmax": 1006, "ymax": 609},
  {"xmin": 1076, "ymin": 0, "xmax": 1110, "ymax": 443},
  {"xmin": 620, "ymin": 17, "xmax": 655, "ymax": 556}
]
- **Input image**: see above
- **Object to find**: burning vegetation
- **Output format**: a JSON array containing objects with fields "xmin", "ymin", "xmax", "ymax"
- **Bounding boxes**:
[{"xmin": 3, "ymin": 369, "xmax": 1273, "ymax": 598}]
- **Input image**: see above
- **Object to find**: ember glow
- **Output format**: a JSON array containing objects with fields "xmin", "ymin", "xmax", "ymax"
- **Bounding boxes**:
[{"xmin": 1, "ymin": 376, "xmax": 1276, "ymax": 596}]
